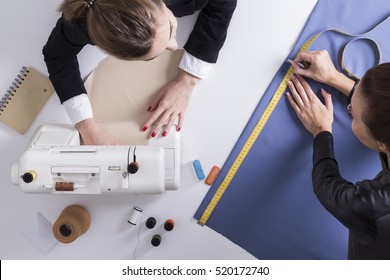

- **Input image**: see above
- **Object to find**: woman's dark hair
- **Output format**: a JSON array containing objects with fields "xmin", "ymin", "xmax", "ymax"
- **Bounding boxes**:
[
  {"xmin": 60, "ymin": 0, "xmax": 164, "ymax": 59},
  {"xmin": 360, "ymin": 63, "xmax": 390, "ymax": 148}
]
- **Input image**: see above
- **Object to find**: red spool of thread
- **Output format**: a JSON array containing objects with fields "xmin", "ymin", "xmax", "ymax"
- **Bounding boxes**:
[{"xmin": 164, "ymin": 219, "xmax": 175, "ymax": 231}]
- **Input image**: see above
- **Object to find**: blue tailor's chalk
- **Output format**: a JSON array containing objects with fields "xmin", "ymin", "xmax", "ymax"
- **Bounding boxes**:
[{"xmin": 192, "ymin": 160, "xmax": 205, "ymax": 181}]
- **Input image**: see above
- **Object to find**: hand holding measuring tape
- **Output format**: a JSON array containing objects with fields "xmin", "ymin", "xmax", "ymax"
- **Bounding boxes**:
[
  {"xmin": 291, "ymin": 50, "xmax": 339, "ymax": 84},
  {"xmin": 291, "ymin": 50, "xmax": 357, "ymax": 97}
]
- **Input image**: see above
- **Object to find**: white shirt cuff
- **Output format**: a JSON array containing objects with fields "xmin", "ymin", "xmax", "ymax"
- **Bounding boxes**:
[
  {"xmin": 179, "ymin": 51, "xmax": 213, "ymax": 79},
  {"xmin": 62, "ymin": 94, "xmax": 93, "ymax": 124}
]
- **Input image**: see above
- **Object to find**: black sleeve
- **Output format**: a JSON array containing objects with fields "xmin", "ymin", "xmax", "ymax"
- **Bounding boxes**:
[
  {"xmin": 42, "ymin": 17, "xmax": 93, "ymax": 103},
  {"xmin": 183, "ymin": 0, "xmax": 237, "ymax": 63},
  {"xmin": 312, "ymin": 131, "xmax": 376, "ymax": 244}
]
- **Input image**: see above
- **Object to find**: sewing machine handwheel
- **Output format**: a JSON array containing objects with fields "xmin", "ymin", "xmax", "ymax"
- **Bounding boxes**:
[{"xmin": 127, "ymin": 162, "xmax": 139, "ymax": 174}]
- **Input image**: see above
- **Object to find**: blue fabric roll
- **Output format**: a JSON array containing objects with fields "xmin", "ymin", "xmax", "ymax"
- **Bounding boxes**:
[{"xmin": 195, "ymin": 0, "xmax": 390, "ymax": 259}]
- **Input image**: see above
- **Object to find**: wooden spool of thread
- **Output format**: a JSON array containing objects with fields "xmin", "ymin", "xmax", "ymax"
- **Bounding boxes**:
[{"xmin": 53, "ymin": 205, "xmax": 90, "ymax": 244}]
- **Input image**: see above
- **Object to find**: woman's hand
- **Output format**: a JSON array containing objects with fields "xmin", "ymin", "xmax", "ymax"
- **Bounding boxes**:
[
  {"xmin": 293, "ymin": 50, "xmax": 339, "ymax": 84},
  {"xmin": 142, "ymin": 70, "xmax": 199, "ymax": 137},
  {"xmin": 76, "ymin": 118, "xmax": 119, "ymax": 145},
  {"xmin": 287, "ymin": 74, "xmax": 334, "ymax": 137},
  {"xmin": 292, "ymin": 50, "xmax": 355, "ymax": 96}
]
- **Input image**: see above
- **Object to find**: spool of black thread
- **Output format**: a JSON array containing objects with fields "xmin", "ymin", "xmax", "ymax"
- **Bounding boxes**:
[
  {"xmin": 127, "ymin": 162, "xmax": 139, "ymax": 174},
  {"xmin": 145, "ymin": 217, "xmax": 156, "ymax": 229},
  {"xmin": 151, "ymin": 234, "xmax": 161, "ymax": 247}
]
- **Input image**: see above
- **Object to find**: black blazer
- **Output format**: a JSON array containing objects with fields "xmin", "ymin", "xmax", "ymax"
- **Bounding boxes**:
[
  {"xmin": 313, "ymin": 131, "xmax": 390, "ymax": 259},
  {"xmin": 43, "ymin": 0, "xmax": 237, "ymax": 103}
]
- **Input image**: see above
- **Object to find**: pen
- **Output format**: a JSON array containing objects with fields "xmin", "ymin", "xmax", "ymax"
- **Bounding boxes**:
[{"xmin": 286, "ymin": 59, "xmax": 305, "ymax": 68}]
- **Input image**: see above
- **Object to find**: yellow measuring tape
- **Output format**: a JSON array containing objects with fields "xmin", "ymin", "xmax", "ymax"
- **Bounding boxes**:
[{"xmin": 198, "ymin": 33, "xmax": 320, "ymax": 226}]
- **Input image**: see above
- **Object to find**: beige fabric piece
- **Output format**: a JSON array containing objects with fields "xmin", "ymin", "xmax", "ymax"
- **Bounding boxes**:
[{"xmin": 84, "ymin": 50, "xmax": 184, "ymax": 145}]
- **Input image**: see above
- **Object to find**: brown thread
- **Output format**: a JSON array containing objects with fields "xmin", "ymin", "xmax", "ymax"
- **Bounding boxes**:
[{"xmin": 53, "ymin": 205, "xmax": 90, "ymax": 243}]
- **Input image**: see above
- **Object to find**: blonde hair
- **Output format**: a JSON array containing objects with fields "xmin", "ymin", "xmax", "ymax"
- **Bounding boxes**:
[{"xmin": 60, "ymin": 0, "xmax": 164, "ymax": 59}]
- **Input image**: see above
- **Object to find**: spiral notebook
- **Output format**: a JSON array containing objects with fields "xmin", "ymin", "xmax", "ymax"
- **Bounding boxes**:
[{"xmin": 0, "ymin": 67, "xmax": 54, "ymax": 134}]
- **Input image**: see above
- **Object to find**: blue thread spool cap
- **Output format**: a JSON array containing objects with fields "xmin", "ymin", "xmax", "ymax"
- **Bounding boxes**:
[{"xmin": 192, "ymin": 160, "xmax": 205, "ymax": 180}]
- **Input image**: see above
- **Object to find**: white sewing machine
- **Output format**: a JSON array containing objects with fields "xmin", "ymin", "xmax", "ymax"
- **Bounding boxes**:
[{"xmin": 11, "ymin": 125, "xmax": 180, "ymax": 194}]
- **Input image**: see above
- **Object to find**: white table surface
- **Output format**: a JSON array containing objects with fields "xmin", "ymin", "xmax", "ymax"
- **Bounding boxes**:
[{"xmin": 0, "ymin": 0, "xmax": 317, "ymax": 259}]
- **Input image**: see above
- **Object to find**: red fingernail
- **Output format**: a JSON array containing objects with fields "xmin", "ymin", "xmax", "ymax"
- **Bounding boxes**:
[
  {"xmin": 143, "ymin": 125, "xmax": 148, "ymax": 131},
  {"xmin": 151, "ymin": 132, "xmax": 156, "ymax": 137},
  {"xmin": 162, "ymin": 131, "xmax": 167, "ymax": 137},
  {"xmin": 177, "ymin": 127, "xmax": 181, "ymax": 132},
  {"xmin": 147, "ymin": 106, "xmax": 152, "ymax": 112}
]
